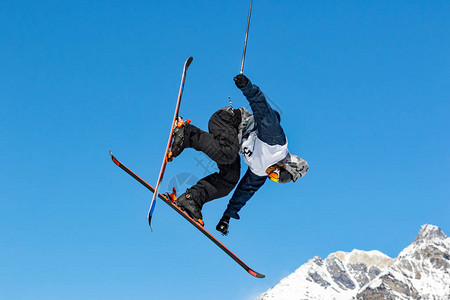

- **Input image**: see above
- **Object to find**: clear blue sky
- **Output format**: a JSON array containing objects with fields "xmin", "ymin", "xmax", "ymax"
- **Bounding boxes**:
[{"xmin": 1, "ymin": 1, "xmax": 449, "ymax": 299}]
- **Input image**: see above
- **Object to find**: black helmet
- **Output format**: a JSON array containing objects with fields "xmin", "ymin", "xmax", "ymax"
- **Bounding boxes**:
[{"xmin": 278, "ymin": 167, "xmax": 293, "ymax": 183}]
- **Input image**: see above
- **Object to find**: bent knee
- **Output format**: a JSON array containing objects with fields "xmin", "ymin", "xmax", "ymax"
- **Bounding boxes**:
[{"xmin": 215, "ymin": 149, "xmax": 239, "ymax": 165}]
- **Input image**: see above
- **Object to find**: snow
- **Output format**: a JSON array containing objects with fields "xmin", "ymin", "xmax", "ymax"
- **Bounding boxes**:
[
  {"xmin": 257, "ymin": 224, "xmax": 450, "ymax": 300},
  {"xmin": 334, "ymin": 249, "xmax": 393, "ymax": 269},
  {"xmin": 257, "ymin": 250, "xmax": 393, "ymax": 300}
]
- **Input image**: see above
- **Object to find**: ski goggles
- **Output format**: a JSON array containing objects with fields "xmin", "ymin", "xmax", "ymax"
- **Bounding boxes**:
[
  {"xmin": 268, "ymin": 168, "xmax": 281, "ymax": 183},
  {"xmin": 268, "ymin": 166, "xmax": 293, "ymax": 184}
]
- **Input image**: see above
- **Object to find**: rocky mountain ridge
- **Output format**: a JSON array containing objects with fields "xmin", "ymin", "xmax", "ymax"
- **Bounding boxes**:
[{"xmin": 258, "ymin": 224, "xmax": 450, "ymax": 300}]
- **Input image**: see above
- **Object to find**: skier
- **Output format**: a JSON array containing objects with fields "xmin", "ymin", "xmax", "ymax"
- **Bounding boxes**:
[{"xmin": 169, "ymin": 74, "xmax": 309, "ymax": 235}]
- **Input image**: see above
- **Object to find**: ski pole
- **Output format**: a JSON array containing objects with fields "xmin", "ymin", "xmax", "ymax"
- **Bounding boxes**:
[{"xmin": 240, "ymin": 0, "xmax": 253, "ymax": 74}]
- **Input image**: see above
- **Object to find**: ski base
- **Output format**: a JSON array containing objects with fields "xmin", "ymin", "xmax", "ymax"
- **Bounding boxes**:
[{"xmin": 147, "ymin": 56, "xmax": 194, "ymax": 230}]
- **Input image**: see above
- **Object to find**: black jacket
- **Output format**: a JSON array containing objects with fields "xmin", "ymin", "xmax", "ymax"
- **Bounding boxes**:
[{"xmin": 224, "ymin": 81, "xmax": 286, "ymax": 219}]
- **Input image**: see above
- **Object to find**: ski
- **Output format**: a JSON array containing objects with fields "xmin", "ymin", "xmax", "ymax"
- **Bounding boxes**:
[
  {"xmin": 110, "ymin": 151, "xmax": 265, "ymax": 278},
  {"xmin": 148, "ymin": 56, "xmax": 194, "ymax": 231}
]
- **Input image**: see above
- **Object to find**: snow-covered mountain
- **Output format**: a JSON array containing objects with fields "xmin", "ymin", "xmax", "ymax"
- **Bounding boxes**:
[
  {"xmin": 257, "ymin": 225, "xmax": 450, "ymax": 300},
  {"xmin": 356, "ymin": 225, "xmax": 450, "ymax": 300}
]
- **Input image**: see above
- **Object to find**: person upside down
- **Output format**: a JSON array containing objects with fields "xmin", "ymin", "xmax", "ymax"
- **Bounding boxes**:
[{"xmin": 167, "ymin": 74, "xmax": 309, "ymax": 235}]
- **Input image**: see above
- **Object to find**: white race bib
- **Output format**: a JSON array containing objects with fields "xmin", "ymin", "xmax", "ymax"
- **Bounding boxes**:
[{"xmin": 240, "ymin": 131, "xmax": 288, "ymax": 176}]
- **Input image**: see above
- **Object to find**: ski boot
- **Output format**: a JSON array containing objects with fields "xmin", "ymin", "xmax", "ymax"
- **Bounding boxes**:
[
  {"xmin": 167, "ymin": 117, "xmax": 190, "ymax": 162},
  {"xmin": 175, "ymin": 192, "xmax": 204, "ymax": 226}
]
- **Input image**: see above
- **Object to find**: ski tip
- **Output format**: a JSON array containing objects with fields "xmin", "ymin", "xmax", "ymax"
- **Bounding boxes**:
[
  {"xmin": 109, "ymin": 151, "xmax": 120, "ymax": 166},
  {"xmin": 248, "ymin": 269, "xmax": 265, "ymax": 278},
  {"xmin": 186, "ymin": 56, "xmax": 193, "ymax": 67}
]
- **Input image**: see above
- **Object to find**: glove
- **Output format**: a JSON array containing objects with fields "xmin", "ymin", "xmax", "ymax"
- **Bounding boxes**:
[
  {"xmin": 234, "ymin": 74, "xmax": 249, "ymax": 89},
  {"xmin": 216, "ymin": 215, "xmax": 230, "ymax": 236}
]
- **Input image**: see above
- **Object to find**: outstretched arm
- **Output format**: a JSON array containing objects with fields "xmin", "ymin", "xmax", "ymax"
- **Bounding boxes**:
[
  {"xmin": 223, "ymin": 168, "xmax": 267, "ymax": 220},
  {"xmin": 234, "ymin": 74, "xmax": 286, "ymax": 146}
]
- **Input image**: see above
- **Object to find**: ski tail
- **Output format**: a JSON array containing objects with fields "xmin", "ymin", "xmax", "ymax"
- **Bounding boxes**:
[
  {"xmin": 147, "ymin": 56, "xmax": 194, "ymax": 231},
  {"xmin": 148, "ymin": 208, "xmax": 155, "ymax": 232},
  {"xmin": 110, "ymin": 151, "xmax": 265, "ymax": 278}
]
